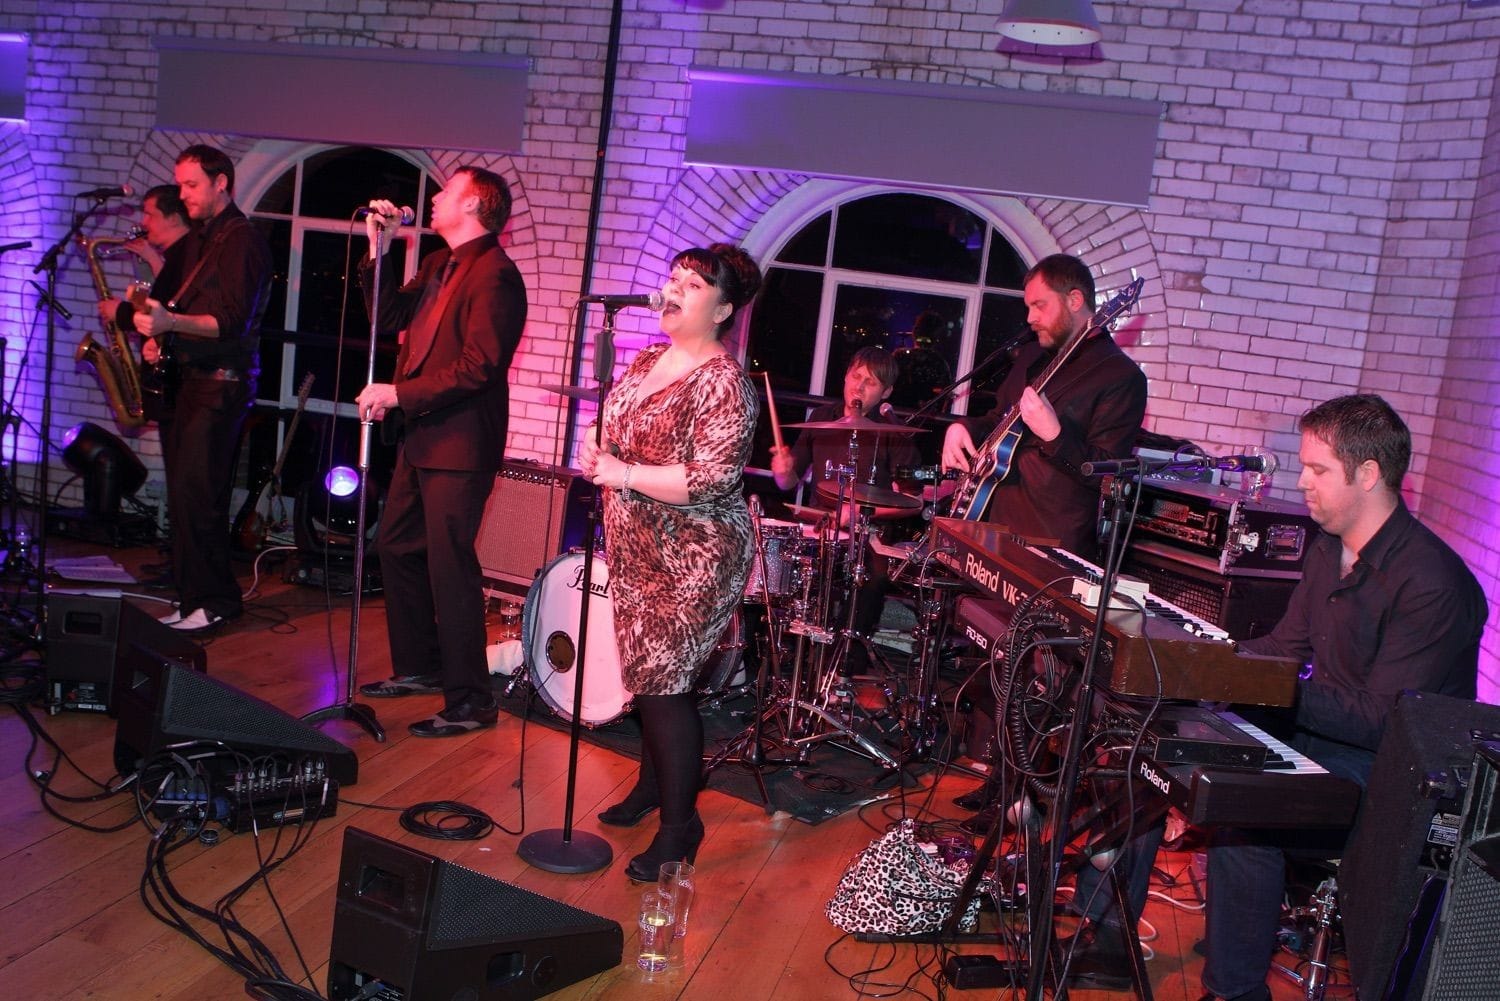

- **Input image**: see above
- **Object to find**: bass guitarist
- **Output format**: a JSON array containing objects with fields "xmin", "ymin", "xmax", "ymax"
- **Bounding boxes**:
[{"xmin": 939, "ymin": 253, "xmax": 1146, "ymax": 564}]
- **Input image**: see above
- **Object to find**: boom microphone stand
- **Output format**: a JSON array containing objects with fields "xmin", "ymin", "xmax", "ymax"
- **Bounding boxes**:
[
  {"xmin": 517, "ymin": 303, "xmax": 617, "ymax": 874},
  {"xmin": 302, "ymin": 218, "xmax": 387, "ymax": 742}
]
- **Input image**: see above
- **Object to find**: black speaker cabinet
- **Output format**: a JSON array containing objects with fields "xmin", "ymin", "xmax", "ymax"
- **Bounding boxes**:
[
  {"xmin": 45, "ymin": 589, "xmax": 207, "ymax": 714},
  {"xmin": 1416, "ymin": 741, "xmax": 1500, "ymax": 1001},
  {"xmin": 328, "ymin": 827, "xmax": 622, "ymax": 1001},
  {"xmin": 1119, "ymin": 545, "xmax": 1297, "ymax": 640},
  {"xmin": 474, "ymin": 460, "xmax": 592, "ymax": 592},
  {"xmin": 112, "ymin": 649, "xmax": 358, "ymax": 786},
  {"xmin": 1340, "ymin": 692, "xmax": 1500, "ymax": 1001}
]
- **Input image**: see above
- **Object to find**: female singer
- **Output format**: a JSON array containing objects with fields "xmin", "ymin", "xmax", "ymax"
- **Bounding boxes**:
[{"xmin": 578, "ymin": 243, "xmax": 761, "ymax": 879}]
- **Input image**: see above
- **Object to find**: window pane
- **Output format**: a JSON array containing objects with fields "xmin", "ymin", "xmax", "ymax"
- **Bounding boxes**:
[
  {"xmin": 298, "ymin": 146, "xmax": 421, "ymax": 223},
  {"xmin": 831, "ymin": 194, "xmax": 984, "ymax": 283},
  {"xmin": 969, "ymin": 291, "xmax": 1030, "ymax": 415},
  {"xmin": 826, "ymin": 283, "xmax": 966, "ymax": 405},
  {"xmin": 985, "ymin": 236, "xmax": 1028, "ymax": 290},
  {"xmin": 775, "ymin": 211, "xmax": 830, "ymax": 266},
  {"xmin": 296, "ymin": 229, "xmax": 409, "ymax": 337},
  {"xmin": 255, "ymin": 217, "xmax": 291, "ymax": 335},
  {"xmin": 256, "ymin": 167, "xmax": 296, "ymax": 216},
  {"xmin": 745, "ymin": 267, "xmax": 822, "ymax": 389}
]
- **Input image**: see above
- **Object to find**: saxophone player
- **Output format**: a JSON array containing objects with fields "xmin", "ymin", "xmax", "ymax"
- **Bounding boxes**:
[{"xmin": 96, "ymin": 183, "xmax": 195, "ymax": 370}]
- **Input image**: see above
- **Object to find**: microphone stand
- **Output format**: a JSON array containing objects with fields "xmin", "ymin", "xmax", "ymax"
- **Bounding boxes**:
[
  {"xmin": 28, "ymin": 206, "xmax": 109, "ymax": 639},
  {"xmin": 518, "ymin": 304, "xmax": 616, "ymax": 874},
  {"xmin": 302, "ymin": 222, "xmax": 387, "ymax": 742}
]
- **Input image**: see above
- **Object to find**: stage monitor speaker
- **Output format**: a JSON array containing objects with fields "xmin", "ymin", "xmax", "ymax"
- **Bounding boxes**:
[
  {"xmin": 45, "ymin": 589, "xmax": 207, "ymax": 714},
  {"xmin": 1119, "ymin": 546, "xmax": 1296, "ymax": 640},
  {"xmin": 112, "ymin": 649, "xmax": 358, "ymax": 786},
  {"xmin": 1339, "ymin": 691, "xmax": 1500, "ymax": 1001},
  {"xmin": 327, "ymin": 827, "xmax": 622, "ymax": 1001},
  {"xmin": 475, "ymin": 460, "xmax": 592, "ymax": 592},
  {"xmin": 1420, "ymin": 740, "xmax": 1500, "ymax": 1001}
]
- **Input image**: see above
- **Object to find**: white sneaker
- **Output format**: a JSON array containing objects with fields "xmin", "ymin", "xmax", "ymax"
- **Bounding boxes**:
[
  {"xmin": 169, "ymin": 608, "xmax": 224, "ymax": 632},
  {"xmin": 158, "ymin": 608, "xmax": 183, "ymax": 625}
]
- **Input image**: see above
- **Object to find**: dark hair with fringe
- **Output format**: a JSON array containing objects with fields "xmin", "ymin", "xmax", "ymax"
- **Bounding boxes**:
[
  {"xmin": 670, "ymin": 242, "xmax": 763, "ymax": 336},
  {"xmin": 1299, "ymin": 393, "xmax": 1411, "ymax": 492}
]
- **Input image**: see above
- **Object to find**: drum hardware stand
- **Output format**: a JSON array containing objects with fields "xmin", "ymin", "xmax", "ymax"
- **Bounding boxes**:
[
  {"xmin": 518, "ymin": 303, "xmax": 620, "ymax": 875},
  {"xmin": 302, "ymin": 215, "xmax": 388, "ymax": 744}
]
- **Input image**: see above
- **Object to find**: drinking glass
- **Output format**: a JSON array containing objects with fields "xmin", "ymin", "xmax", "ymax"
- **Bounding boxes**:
[
  {"xmin": 636, "ymin": 888, "xmax": 675, "ymax": 973},
  {"xmin": 659, "ymin": 860, "xmax": 696, "ymax": 940}
]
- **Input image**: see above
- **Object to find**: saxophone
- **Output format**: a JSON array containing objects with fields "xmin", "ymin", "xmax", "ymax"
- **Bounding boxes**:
[{"xmin": 76, "ymin": 230, "xmax": 148, "ymax": 429}]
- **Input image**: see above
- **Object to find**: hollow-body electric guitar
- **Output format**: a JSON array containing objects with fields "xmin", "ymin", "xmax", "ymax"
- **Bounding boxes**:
[{"xmin": 948, "ymin": 277, "xmax": 1144, "ymax": 521}]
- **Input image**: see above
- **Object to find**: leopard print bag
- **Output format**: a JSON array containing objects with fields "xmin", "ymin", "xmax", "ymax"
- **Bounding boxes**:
[{"xmin": 825, "ymin": 819, "xmax": 987, "ymax": 935}]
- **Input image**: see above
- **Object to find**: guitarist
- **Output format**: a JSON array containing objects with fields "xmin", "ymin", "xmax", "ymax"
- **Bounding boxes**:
[
  {"xmin": 939, "ymin": 253, "xmax": 1146, "ymax": 563},
  {"xmin": 132, "ymin": 145, "xmax": 273, "ymax": 633}
]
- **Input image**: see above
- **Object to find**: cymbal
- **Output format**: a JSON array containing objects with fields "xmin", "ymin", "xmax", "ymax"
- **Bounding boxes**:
[
  {"xmin": 539, "ymin": 383, "xmax": 600, "ymax": 403},
  {"xmin": 782, "ymin": 415, "xmax": 925, "ymax": 436},
  {"xmin": 816, "ymin": 481, "xmax": 922, "ymax": 512}
]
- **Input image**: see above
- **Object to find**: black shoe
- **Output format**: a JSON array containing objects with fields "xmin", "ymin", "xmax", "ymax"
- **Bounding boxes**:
[
  {"xmin": 598, "ymin": 796, "xmax": 660, "ymax": 827},
  {"xmin": 953, "ymin": 785, "xmax": 993, "ymax": 811},
  {"xmin": 1058, "ymin": 923, "xmax": 1134, "ymax": 991},
  {"xmin": 1198, "ymin": 989, "xmax": 1271, "ymax": 1001},
  {"xmin": 408, "ymin": 700, "xmax": 499, "ymax": 737},
  {"xmin": 625, "ymin": 813, "xmax": 705, "ymax": 881},
  {"xmin": 361, "ymin": 675, "xmax": 442, "ymax": 697}
]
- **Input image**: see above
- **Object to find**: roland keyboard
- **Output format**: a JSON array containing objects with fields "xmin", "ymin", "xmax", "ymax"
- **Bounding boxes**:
[
  {"xmin": 1133, "ymin": 711, "xmax": 1362, "ymax": 828},
  {"xmin": 933, "ymin": 518, "xmax": 1300, "ymax": 706}
]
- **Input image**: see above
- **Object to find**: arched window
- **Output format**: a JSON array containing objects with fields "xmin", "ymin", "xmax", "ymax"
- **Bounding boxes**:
[
  {"xmin": 249, "ymin": 145, "xmax": 445, "ymax": 409},
  {"xmin": 744, "ymin": 189, "xmax": 1038, "ymax": 477}
]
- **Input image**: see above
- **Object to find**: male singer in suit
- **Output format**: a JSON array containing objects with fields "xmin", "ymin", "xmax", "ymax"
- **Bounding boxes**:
[{"xmin": 355, "ymin": 167, "xmax": 527, "ymax": 737}]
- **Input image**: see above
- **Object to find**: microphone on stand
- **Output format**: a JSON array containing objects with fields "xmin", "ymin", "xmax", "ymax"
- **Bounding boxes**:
[
  {"xmin": 1080, "ymin": 452, "xmax": 1276, "ymax": 477},
  {"xmin": 355, "ymin": 205, "xmax": 417, "ymax": 226},
  {"xmin": 76, "ymin": 184, "xmax": 134, "ymax": 200},
  {"xmin": 579, "ymin": 291, "xmax": 666, "ymax": 311}
]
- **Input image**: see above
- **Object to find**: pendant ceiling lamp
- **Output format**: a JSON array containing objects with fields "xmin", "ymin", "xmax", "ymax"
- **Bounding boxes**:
[{"xmin": 997, "ymin": 0, "xmax": 1103, "ymax": 46}]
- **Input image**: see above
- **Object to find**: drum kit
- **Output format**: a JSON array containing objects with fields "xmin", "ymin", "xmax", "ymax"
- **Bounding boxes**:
[{"xmin": 510, "ymin": 386, "xmax": 954, "ymax": 788}]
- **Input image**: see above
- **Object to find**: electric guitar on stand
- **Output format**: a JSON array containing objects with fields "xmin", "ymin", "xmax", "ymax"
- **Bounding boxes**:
[
  {"xmin": 232, "ymin": 373, "xmax": 315, "ymax": 552},
  {"xmin": 947, "ymin": 277, "xmax": 1145, "ymax": 521}
]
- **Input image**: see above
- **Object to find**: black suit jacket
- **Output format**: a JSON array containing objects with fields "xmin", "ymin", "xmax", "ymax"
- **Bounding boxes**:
[{"xmin": 363, "ymin": 235, "xmax": 527, "ymax": 472}]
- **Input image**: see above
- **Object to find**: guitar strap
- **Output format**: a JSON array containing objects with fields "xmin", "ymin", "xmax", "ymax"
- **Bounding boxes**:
[{"xmin": 166, "ymin": 215, "xmax": 248, "ymax": 313}]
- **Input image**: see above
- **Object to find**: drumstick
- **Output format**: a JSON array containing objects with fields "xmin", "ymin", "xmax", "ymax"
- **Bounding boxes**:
[{"xmin": 762, "ymin": 371, "xmax": 785, "ymax": 451}]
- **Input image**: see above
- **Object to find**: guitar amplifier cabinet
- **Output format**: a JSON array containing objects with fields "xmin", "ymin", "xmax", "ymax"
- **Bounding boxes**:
[
  {"xmin": 1120, "ymin": 544, "xmax": 1297, "ymax": 641},
  {"xmin": 474, "ymin": 460, "xmax": 593, "ymax": 593}
]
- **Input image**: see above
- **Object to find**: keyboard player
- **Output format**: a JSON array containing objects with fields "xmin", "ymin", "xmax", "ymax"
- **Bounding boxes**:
[{"xmin": 1186, "ymin": 395, "xmax": 1485, "ymax": 1001}]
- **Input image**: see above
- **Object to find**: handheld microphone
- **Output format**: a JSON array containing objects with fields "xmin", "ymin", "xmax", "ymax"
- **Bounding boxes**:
[
  {"xmin": 579, "ymin": 291, "xmax": 666, "ymax": 311},
  {"xmin": 77, "ymin": 184, "xmax": 134, "ymax": 200},
  {"xmin": 356, "ymin": 205, "xmax": 417, "ymax": 226},
  {"xmin": 877, "ymin": 402, "xmax": 895, "ymax": 418}
]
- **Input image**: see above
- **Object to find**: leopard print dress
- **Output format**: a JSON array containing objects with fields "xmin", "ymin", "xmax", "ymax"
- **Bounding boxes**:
[{"xmin": 600, "ymin": 344, "xmax": 758, "ymax": 696}]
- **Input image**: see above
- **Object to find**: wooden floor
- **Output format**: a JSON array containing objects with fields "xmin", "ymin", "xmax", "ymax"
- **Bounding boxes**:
[{"xmin": 0, "ymin": 536, "xmax": 1327, "ymax": 1001}]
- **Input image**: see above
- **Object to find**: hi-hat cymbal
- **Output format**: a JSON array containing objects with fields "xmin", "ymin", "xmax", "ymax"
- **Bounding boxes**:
[
  {"xmin": 540, "ymin": 383, "xmax": 600, "ymax": 403},
  {"xmin": 782, "ymin": 415, "xmax": 925, "ymax": 435},
  {"xmin": 816, "ymin": 481, "xmax": 922, "ymax": 512}
]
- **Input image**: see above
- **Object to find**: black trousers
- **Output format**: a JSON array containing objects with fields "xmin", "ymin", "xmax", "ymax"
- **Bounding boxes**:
[
  {"xmin": 162, "ymin": 374, "xmax": 253, "ymax": 619},
  {"xmin": 376, "ymin": 452, "xmax": 493, "ymax": 711}
]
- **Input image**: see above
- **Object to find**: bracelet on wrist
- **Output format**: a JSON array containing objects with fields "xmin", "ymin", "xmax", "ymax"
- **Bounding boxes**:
[{"xmin": 622, "ymin": 464, "xmax": 635, "ymax": 491}]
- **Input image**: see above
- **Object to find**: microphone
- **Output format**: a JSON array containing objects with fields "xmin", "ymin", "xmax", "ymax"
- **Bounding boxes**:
[
  {"xmin": 77, "ymin": 184, "xmax": 134, "ymax": 200},
  {"xmin": 1214, "ymin": 453, "xmax": 1275, "ymax": 474},
  {"xmin": 579, "ymin": 291, "xmax": 666, "ymax": 311},
  {"xmin": 877, "ymin": 402, "xmax": 895, "ymax": 419},
  {"xmin": 355, "ymin": 205, "xmax": 417, "ymax": 226},
  {"xmin": 1080, "ymin": 452, "xmax": 1275, "ymax": 477}
]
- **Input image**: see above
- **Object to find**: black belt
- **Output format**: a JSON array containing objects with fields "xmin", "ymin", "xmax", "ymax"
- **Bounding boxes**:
[{"xmin": 185, "ymin": 366, "xmax": 246, "ymax": 382}]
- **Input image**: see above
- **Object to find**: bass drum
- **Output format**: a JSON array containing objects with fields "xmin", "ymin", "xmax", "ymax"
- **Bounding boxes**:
[{"xmin": 522, "ymin": 552, "xmax": 743, "ymax": 727}]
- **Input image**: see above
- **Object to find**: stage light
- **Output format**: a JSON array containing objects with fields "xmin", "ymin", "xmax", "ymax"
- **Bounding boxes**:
[
  {"xmin": 60, "ymin": 421, "xmax": 146, "ymax": 519},
  {"xmin": 997, "ymin": 0, "xmax": 1102, "ymax": 46},
  {"xmin": 295, "ymin": 466, "xmax": 379, "ymax": 557}
]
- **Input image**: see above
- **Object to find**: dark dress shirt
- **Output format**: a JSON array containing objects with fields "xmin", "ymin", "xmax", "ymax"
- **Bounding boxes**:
[
  {"xmin": 168, "ymin": 204, "xmax": 272, "ymax": 373},
  {"xmin": 1240, "ymin": 500, "xmax": 1487, "ymax": 756}
]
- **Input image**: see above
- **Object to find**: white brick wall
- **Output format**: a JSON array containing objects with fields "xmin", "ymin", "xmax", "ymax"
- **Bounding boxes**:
[{"xmin": 0, "ymin": 0, "xmax": 1495, "ymax": 688}]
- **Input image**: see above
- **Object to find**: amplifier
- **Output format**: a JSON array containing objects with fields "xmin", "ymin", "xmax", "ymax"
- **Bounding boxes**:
[
  {"xmin": 475, "ymin": 460, "xmax": 593, "ymax": 592},
  {"xmin": 1128, "ymin": 476, "xmax": 1317, "ymax": 579},
  {"xmin": 1120, "ymin": 545, "xmax": 1296, "ymax": 641}
]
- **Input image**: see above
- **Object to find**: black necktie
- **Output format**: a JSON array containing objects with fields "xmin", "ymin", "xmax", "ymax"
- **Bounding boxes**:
[{"xmin": 403, "ymin": 257, "xmax": 456, "ymax": 376}]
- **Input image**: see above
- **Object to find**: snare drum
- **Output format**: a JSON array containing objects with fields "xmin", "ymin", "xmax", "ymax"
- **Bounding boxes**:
[{"xmin": 523, "ymin": 552, "xmax": 744, "ymax": 725}]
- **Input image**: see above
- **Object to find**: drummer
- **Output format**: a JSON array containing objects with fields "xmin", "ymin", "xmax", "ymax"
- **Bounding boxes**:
[{"xmin": 769, "ymin": 347, "xmax": 920, "ymax": 671}]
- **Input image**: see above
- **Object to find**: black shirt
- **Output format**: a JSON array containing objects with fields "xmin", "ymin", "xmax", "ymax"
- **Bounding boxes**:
[
  {"xmin": 169, "ymin": 204, "xmax": 272, "ymax": 372},
  {"xmin": 1241, "ymin": 501, "xmax": 1487, "ymax": 753}
]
